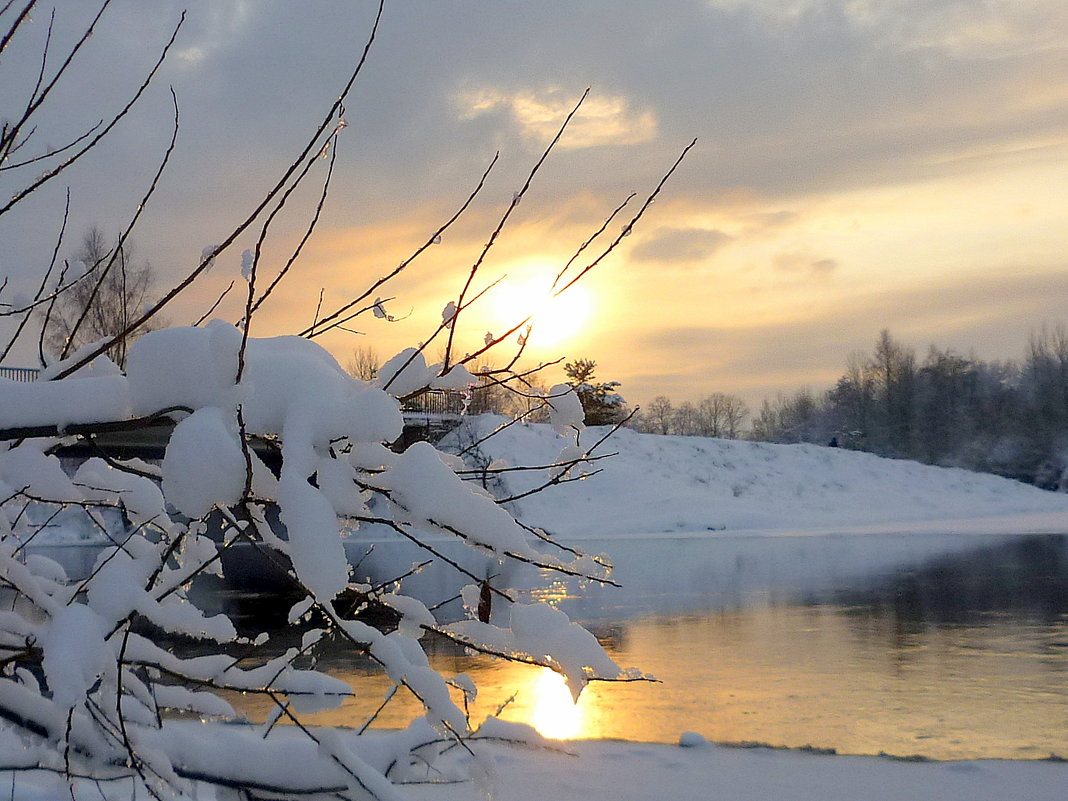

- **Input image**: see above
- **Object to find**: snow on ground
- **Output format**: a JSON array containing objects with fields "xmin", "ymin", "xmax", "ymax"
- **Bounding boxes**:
[
  {"xmin": 392, "ymin": 418, "xmax": 1068, "ymax": 801},
  {"xmin": 423, "ymin": 737, "xmax": 1067, "ymax": 801},
  {"xmin": 447, "ymin": 416, "xmax": 1068, "ymax": 538},
  {"xmin": 12, "ymin": 724, "xmax": 1064, "ymax": 801},
  {"xmin": 10, "ymin": 416, "xmax": 1067, "ymax": 799}
]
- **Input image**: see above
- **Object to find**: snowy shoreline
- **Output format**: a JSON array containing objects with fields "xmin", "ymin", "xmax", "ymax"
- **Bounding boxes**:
[
  {"xmin": 419, "ymin": 736, "xmax": 1068, "ymax": 801},
  {"xmin": 425, "ymin": 421, "xmax": 1068, "ymax": 799},
  {"xmin": 443, "ymin": 417, "xmax": 1068, "ymax": 540},
  {"xmin": 10, "ymin": 418, "xmax": 1067, "ymax": 798}
]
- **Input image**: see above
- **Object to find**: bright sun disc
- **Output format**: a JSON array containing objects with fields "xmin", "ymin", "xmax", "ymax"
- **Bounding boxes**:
[{"xmin": 490, "ymin": 275, "xmax": 593, "ymax": 348}]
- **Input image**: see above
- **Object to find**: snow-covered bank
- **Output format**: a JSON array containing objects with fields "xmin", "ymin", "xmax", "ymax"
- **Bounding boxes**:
[
  {"xmin": 424, "ymin": 738, "xmax": 1067, "ymax": 801},
  {"xmin": 9, "ymin": 723, "xmax": 1063, "ymax": 801},
  {"xmin": 448, "ymin": 417, "xmax": 1068, "ymax": 538}
]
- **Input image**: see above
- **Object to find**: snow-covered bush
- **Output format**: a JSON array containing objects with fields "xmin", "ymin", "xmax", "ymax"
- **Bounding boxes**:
[
  {"xmin": 0, "ymin": 324, "xmax": 639, "ymax": 797},
  {"xmin": 0, "ymin": 4, "xmax": 688, "ymax": 797}
]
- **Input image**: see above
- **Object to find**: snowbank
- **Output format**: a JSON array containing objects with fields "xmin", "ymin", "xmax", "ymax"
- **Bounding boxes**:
[
  {"xmin": 447, "ymin": 417, "xmax": 1068, "ymax": 538},
  {"xmin": 423, "ymin": 738, "xmax": 1067, "ymax": 801},
  {"xmin": 7, "ymin": 723, "xmax": 1062, "ymax": 801}
]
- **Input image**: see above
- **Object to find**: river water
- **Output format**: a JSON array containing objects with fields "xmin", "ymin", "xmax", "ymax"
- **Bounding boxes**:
[{"xmin": 223, "ymin": 530, "xmax": 1068, "ymax": 760}]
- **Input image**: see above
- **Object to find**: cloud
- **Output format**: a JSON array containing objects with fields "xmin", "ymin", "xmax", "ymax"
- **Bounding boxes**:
[
  {"xmin": 706, "ymin": 0, "xmax": 1068, "ymax": 59},
  {"xmin": 4, "ymin": 0, "xmax": 1068, "ymax": 400},
  {"xmin": 772, "ymin": 252, "xmax": 838, "ymax": 277},
  {"xmin": 630, "ymin": 227, "xmax": 733, "ymax": 264},
  {"xmin": 844, "ymin": 0, "xmax": 1068, "ymax": 58},
  {"xmin": 622, "ymin": 265, "xmax": 1068, "ymax": 405},
  {"xmin": 457, "ymin": 88, "xmax": 658, "ymax": 149},
  {"xmin": 743, "ymin": 210, "xmax": 800, "ymax": 234},
  {"xmin": 172, "ymin": 1, "xmax": 255, "ymax": 68}
]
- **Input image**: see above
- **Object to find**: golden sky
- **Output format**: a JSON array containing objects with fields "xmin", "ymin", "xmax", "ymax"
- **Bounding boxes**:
[{"xmin": 3, "ymin": 0, "xmax": 1067, "ymax": 410}]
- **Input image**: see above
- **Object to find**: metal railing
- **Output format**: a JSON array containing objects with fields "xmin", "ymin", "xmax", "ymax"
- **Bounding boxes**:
[
  {"xmin": 400, "ymin": 388, "xmax": 466, "ymax": 416},
  {"xmin": 0, "ymin": 367, "xmax": 39, "ymax": 382}
]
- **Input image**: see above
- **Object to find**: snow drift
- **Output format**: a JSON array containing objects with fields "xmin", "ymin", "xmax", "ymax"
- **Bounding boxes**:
[{"xmin": 445, "ymin": 417, "xmax": 1068, "ymax": 538}]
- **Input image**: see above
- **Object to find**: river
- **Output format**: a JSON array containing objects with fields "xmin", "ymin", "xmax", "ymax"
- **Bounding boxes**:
[{"xmin": 214, "ymin": 529, "xmax": 1068, "ymax": 760}]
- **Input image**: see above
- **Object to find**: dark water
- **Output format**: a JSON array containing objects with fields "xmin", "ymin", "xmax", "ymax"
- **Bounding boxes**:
[{"xmin": 218, "ymin": 530, "xmax": 1068, "ymax": 760}]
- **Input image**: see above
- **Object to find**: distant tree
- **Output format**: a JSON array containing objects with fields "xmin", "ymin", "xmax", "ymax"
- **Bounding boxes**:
[
  {"xmin": 465, "ymin": 360, "xmax": 513, "ymax": 415},
  {"xmin": 753, "ymin": 327, "xmax": 1068, "ymax": 488},
  {"xmin": 828, "ymin": 351, "xmax": 876, "ymax": 449},
  {"xmin": 43, "ymin": 227, "xmax": 160, "ymax": 368},
  {"xmin": 1019, "ymin": 325, "xmax": 1068, "ymax": 486},
  {"xmin": 345, "ymin": 343, "xmax": 379, "ymax": 381},
  {"xmin": 913, "ymin": 346, "xmax": 979, "ymax": 464},
  {"xmin": 696, "ymin": 392, "xmax": 749, "ymax": 439},
  {"xmin": 514, "ymin": 370, "xmax": 552, "ymax": 423},
  {"xmin": 634, "ymin": 393, "xmax": 748, "ymax": 438},
  {"xmin": 671, "ymin": 400, "xmax": 700, "ymax": 436},
  {"xmin": 1024, "ymin": 325, "xmax": 1068, "ymax": 434},
  {"xmin": 869, "ymin": 328, "xmax": 917, "ymax": 456},
  {"xmin": 748, "ymin": 388, "xmax": 831, "ymax": 444},
  {"xmin": 563, "ymin": 357, "xmax": 627, "ymax": 426},
  {"xmin": 644, "ymin": 395, "xmax": 674, "ymax": 434}
]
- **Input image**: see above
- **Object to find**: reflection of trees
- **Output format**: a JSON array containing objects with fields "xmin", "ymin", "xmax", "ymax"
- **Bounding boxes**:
[
  {"xmin": 835, "ymin": 535, "xmax": 1068, "ymax": 643},
  {"xmin": 589, "ymin": 622, "xmax": 627, "ymax": 652}
]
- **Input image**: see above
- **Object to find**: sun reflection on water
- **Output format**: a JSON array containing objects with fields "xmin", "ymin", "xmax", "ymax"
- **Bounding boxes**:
[
  {"xmin": 528, "ymin": 579, "xmax": 573, "ymax": 606},
  {"xmin": 530, "ymin": 668, "xmax": 583, "ymax": 740}
]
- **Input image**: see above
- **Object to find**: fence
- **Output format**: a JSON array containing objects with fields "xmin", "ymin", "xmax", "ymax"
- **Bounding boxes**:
[
  {"xmin": 400, "ymin": 388, "xmax": 466, "ymax": 416},
  {"xmin": 0, "ymin": 367, "xmax": 39, "ymax": 382}
]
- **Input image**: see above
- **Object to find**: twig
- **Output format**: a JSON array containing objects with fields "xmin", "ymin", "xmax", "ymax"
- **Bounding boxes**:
[
  {"xmin": 301, "ymin": 151, "xmax": 500, "ymax": 339},
  {"xmin": 442, "ymin": 88, "xmax": 591, "ymax": 371},
  {"xmin": 51, "ymin": 0, "xmax": 387, "ymax": 378},
  {"xmin": 0, "ymin": 4, "xmax": 178, "ymax": 218},
  {"xmin": 192, "ymin": 280, "xmax": 235, "ymax": 327}
]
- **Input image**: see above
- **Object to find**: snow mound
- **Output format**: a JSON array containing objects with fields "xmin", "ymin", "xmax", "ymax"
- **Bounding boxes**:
[{"xmin": 445, "ymin": 417, "xmax": 1068, "ymax": 537}]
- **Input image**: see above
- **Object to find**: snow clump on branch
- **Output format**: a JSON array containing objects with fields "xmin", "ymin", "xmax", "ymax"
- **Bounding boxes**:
[{"xmin": 0, "ymin": 320, "xmax": 635, "ymax": 798}]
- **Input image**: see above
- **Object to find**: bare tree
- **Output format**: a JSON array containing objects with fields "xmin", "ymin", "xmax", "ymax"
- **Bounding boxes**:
[
  {"xmin": 42, "ymin": 226, "xmax": 160, "ymax": 368},
  {"xmin": 672, "ymin": 400, "xmax": 699, "ymax": 436},
  {"xmin": 644, "ymin": 395, "xmax": 674, "ymax": 434},
  {"xmin": 696, "ymin": 392, "xmax": 749, "ymax": 439},
  {"xmin": 345, "ymin": 342, "xmax": 380, "ymax": 381}
]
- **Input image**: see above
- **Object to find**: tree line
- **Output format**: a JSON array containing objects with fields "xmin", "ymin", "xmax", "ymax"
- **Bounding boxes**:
[
  {"xmin": 749, "ymin": 328, "xmax": 1068, "ymax": 489},
  {"xmin": 631, "ymin": 392, "xmax": 749, "ymax": 438}
]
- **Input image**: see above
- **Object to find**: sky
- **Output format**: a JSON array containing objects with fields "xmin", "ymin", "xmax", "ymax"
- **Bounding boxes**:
[{"xmin": 2, "ymin": 0, "xmax": 1068, "ymax": 410}]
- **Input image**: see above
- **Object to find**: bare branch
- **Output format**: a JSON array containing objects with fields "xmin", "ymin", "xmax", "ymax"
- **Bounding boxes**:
[
  {"xmin": 553, "ymin": 138, "xmax": 699, "ymax": 298},
  {"xmin": 302, "ymin": 150, "xmax": 500, "ymax": 339},
  {"xmin": 0, "ymin": 187, "xmax": 69, "ymax": 361},
  {"xmin": 250, "ymin": 134, "xmax": 340, "ymax": 316},
  {"xmin": 59, "ymin": 89, "xmax": 180, "ymax": 362},
  {"xmin": 496, "ymin": 407, "xmax": 638, "ymax": 504},
  {"xmin": 192, "ymin": 280, "xmax": 235, "ymax": 327},
  {"xmin": 52, "ymin": 0, "xmax": 386, "ymax": 378},
  {"xmin": 442, "ymin": 88, "xmax": 591, "ymax": 371},
  {"xmin": 0, "ymin": 3, "xmax": 174, "ymax": 218},
  {"xmin": 0, "ymin": 2, "xmax": 35, "ymax": 60}
]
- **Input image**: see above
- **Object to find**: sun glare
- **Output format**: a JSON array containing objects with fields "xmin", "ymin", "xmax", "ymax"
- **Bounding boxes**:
[
  {"xmin": 489, "ymin": 272, "xmax": 594, "ymax": 349},
  {"xmin": 530, "ymin": 668, "xmax": 583, "ymax": 740}
]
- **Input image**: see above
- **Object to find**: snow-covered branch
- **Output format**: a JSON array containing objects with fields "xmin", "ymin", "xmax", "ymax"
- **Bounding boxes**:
[{"xmin": 0, "ymin": 4, "xmax": 692, "ymax": 798}]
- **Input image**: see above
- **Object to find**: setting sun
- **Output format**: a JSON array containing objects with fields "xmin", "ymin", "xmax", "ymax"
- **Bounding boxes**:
[{"xmin": 488, "ymin": 271, "xmax": 594, "ymax": 350}]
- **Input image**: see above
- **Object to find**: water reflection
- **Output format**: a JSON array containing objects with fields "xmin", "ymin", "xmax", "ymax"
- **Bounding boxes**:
[
  {"xmin": 223, "ymin": 532, "xmax": 1068, "ymax": 760},
  {"xmin": 530, "ymin": 669, "xmax": 582, "ymax": 740},
  {"xmin": 833, "ymin": 534, "xmax": 1068, "ymax": 627}
]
